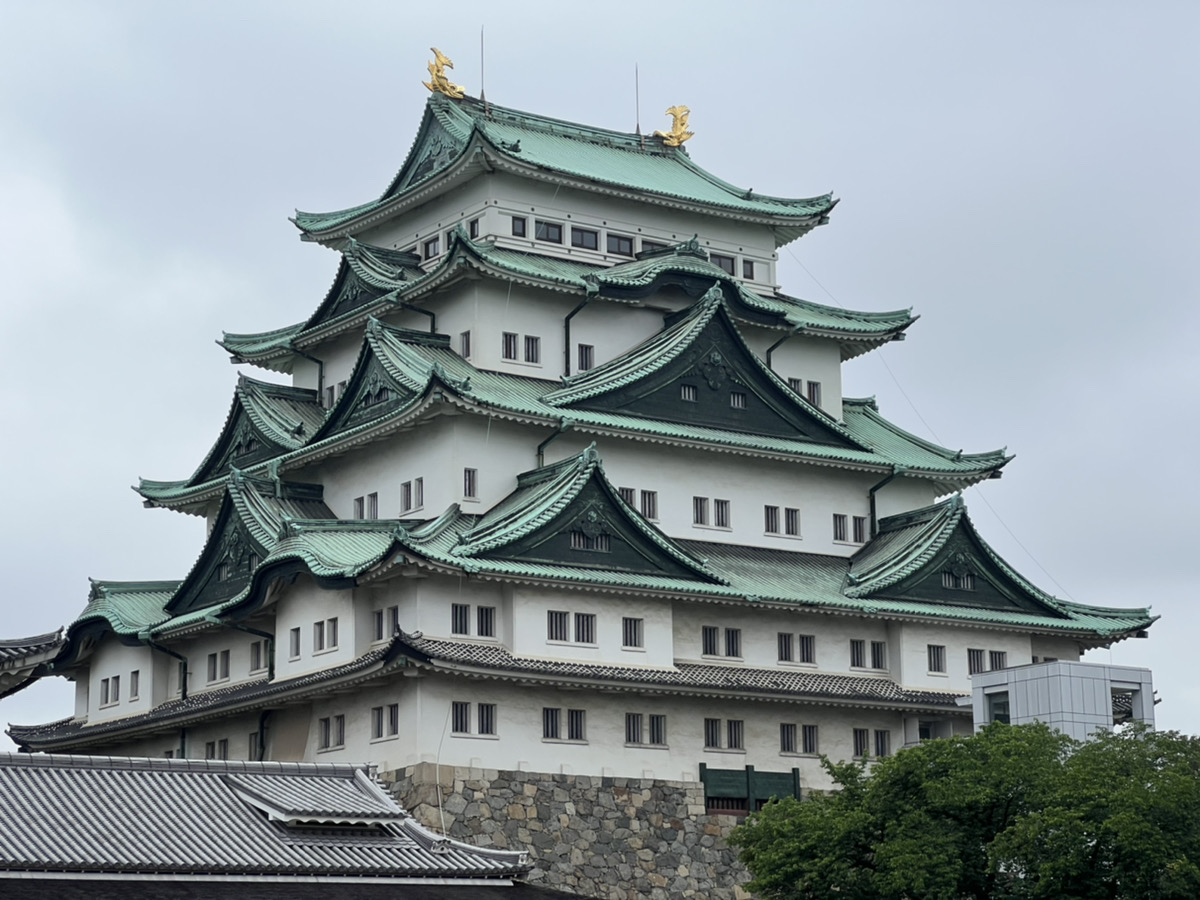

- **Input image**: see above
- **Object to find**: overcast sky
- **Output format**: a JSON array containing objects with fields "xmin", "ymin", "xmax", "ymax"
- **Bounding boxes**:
[{"xmin": 1, "ymin": 1, "xmax": 1197, "ymax": 748}]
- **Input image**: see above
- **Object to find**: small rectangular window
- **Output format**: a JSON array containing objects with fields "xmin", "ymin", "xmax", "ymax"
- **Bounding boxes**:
[
  {"xmin": 542, "ymin": 707, "xmax": 561, "ymax": 740},
  {"xmin": 928, "ymin": 644, "xmax": 947, "ymax": 673},
  {"xmin": 618, "ymin": 486, "xmax": 636, "ymax": 506},
  {"xmin": 477, "ymin": 606, "xmax": 496, "ymax": 638},
  {"xmin": 703, "ymin": 717, "xmax": 721, "ymax": 749},
  {"xmin": 460, "ymin": 330, "xmax": 471, "ymax": 358},
  {"xmin": 711, "ymin": 253, "xmax": 735, "ymax": 276},
  {"xmin": 787, "ymin": 377, "xmax": 803, "ymax": 394},
  {"xmin": 785, "ymin": 507, "xmax": 801, "ymax": 537},
  {"xmin": 129, "ymin": 669, "xmax": 140, "ymax": 700},
  {"xmin": 714, "ymin": 498, "xmax": 731, "ymax": 529},
  {"xmin": 649, "ymin": 714, "xmax": 667, "ymax": 745},
  {"xmin": 313, "ymin": 620, "xmax": 325, "ymax": 652},
  {"xmin": 607, "ymin": 233, "xmax": 634, "ymax": 256},
  {"xmin": 680, "ymin": 384, "xmax": 698, "ymax": 402},
  {"xmin": 871, "ymin": 641, "xmax": 887, "ymax": 670},
  {"xmin": 764, "ymin": 506, "xmax": 780, "ymax": 534},
  {"xmin": 388, "ymin": 605, "xmax": 399, "ymax": 638},
  {"xmin": 99, "ymin": 678, "xmax": 110, "ymax": 706},
  {"xmin": 219, "ymin": 649, "xmax": 230, "ymax": 680},
  {"xmin": 874, "ymin": 730, "xmax": 891, "ymax": 758},
  {"xmin": 806, "ymin": 381, "xmax": 822, "ymax": 408},
  {"xmin": 353, "ymin": 496, "xmax": 365, "ymax": 518},
  {"xmin": 387, "ymin": 703, "xmax": 400, "ymax": 736},
  {"xmin": 780, "ymin": 723, "xmax": 797, "ymax": 753},
  {"xmin": 206, "ymin": 653, "xmax": 218, "ymax": 683},
  {"xmin": 625, "ymin": 712, "xmax": 643, "ymax": 744},
  {"xmin": 990, "ymin": 650, "xmax": 1008, "ymax": 671},
  {"xmin": 204, "ymin": 741, "xmax": 217, "ymax": 760},
  {"xmin": 727, "ymin": 719, "xmax": 744, "ymax": 750},
  {"xmin": 110, "ymin": 676, "xmax": 120, "ymax": 703},
  {"xmin": 372, "ymin": 609, "xmax": 385, "ymax": 642},
  {"xmin": 250, "ymin": 640, "xmax": 265, "ymax": 672},
  {"xmin": 289, "ymin": 627, "xmax": 301, "ymax": 659},
  {"xmin": 511, "ymin": 216, "xmax": 527, "ymax": 237},
  {"xmin": 641, "ymin": 240, "xmax": 668, "ymax": 253},
  {"xmin": 853, "ymin": 727, "xmax": 870, "ymax": 758},
  {"xmin": 501, "ymin": 332, "xmax": 519, "ymax": 360},
  {"xmin": 640, "ymin": 490, "xmax": 658, "ymax": 520},
  {"xmin": 622, "ymin": 617, "xmax": 644, "ymax": 648},
  {"xmin": 574, "ymin": 612, "xmax": 596, "ymax": 644},
  {"xmin": 371, "ymin": 706, "xmax": 385, "ymax": 740},
  {"xmin": 802, "ymin": 724, "xmax": 819, "ymax": 754},
  {"xmin": 535, "ymin": 220, "xmax": 562, "ymax": 243},
  {"xmin": 725, "ymin": 628, "xmax": 742, "ymax": 658},
  {"xmin": 833, "ymin": 513, "xmax": 848, "ymax": 542},
  {"xmin": 325, "ymin": 385, "xmax": 336, "ymax": 409},
  {"xmin": 702, "ymin": 625, "xmax": 720, "ymax": 656},
  {"xmin": 693, "ymin": 496, "xmax": 709, "ymax": 525},
  {"xmin": 730, "ymin": 391, "xmax": 746, "ymax": 409},
  {"xmin": 452, "ymin": 701, "xmax": 471, "ymax": 734},
  {"xmin": 798, "ymin": 634, "xmax": 816, "ymax": 664},
  {"xmin": 423, "ymin": 237, "xmax": 440, "ymax": 259},
  {"xmin": 401, "ymin": 481, "xmax": 413, "ymax": 513},
  {"xmin": 524, "ymin": 335, "xmax": 541, "ymax": 364},
  {"xmin": 318, "ymin": 717, "xmax": 330, "ymax": 749},
  {"xmin": 967, "ymin": 648, "xmax": 986, "ymax": 675},
  {"xmin": 547, "ymin": 610, "xmax": 570, "ymax": 642},
  {"xmin": 248, "ymin": 732, "xmax": 259, "ymax": 759},
  {"xmin": 578, "ymin": 344, "xmax": 595, "ymax": 371},
  {"xmin": 414, "ymin": 477, "xmax": 423, "ymax": 509},
  {"xmin": 451, "ymin": 603, "xmax": 470, "ymax": 635},
  {"xmin": 478, "ymin": 703, "xmax": 496, "ymax": 735},
  {"xmin": 570, "ymin": 226, "xmax": 599, "ymax": 250},
  {"xmin": 468, "ymin": 218, "xmax": 480, "ymax": 239},
  {"xmin": 463, "ymin": 468, "xmax": 478, "ymax": 499},
  {"xmin": 850, "ymin": 639, "xmax": 866, "ymax": 668},
  {"xmin": 853, "ymin": 516, "xmax": 868, "ymax": 543},
  {"xmin": 778, "ymin": 632, "xmax": 794, "ymax": 662},
  {"xmin": 742, "ymin": 259, "xmax": 755, "ymax": 279},
  {"xmin": 177, "ymin": 661, "xmax": 186, "ymax": 693},
  {"xmin": 366, "ymin": 492, "xmax": 378, "ymax": 519}
]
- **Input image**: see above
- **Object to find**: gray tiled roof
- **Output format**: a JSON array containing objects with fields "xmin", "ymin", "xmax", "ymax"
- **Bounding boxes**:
[
  {"xmin": 404, "ymin": 635, "xmax": 965, "ymax": 710},
  {"xmin": 0, "ymin": 753, "xmax": 529, "ymax": 879},
  {"xmin": 0, "ymin": 630, "xmax": 62, "ymax": 666}
]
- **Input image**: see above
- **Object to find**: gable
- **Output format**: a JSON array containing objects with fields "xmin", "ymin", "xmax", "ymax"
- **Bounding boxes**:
[
  {"xmin": 307, "ymin": 264, "xmax": 390, "ymax": 330},
  {"xmin": 870, "ymin": 527, "xmax": 1067, "ymax": 617},
  {"xmin": 478, "ymin": 480, "xmax": 711, "ymax": 580},
  {"xmin": 193, "ymin": 406, "xmax": 283, "ymax": 486},
  {"xmin": 317, "ymin": 354, "xmax": 419, "ymax": 439},
  {"xmin": 166, "ymin": 499, "xmax": 267, "ymax": 615},
  {"xmin": 386, "ymin": 113, "xmax": 468, "ymax": 197},
  {"xmin": 568, "ymin": 309, "xmax": 856, "ymax": 446}
]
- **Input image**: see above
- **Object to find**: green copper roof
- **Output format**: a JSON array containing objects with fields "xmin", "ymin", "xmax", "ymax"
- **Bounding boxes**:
[
  {"xmin": 294, "ymin": 94, "xmax": 836, "ymax": 243},
  {"xmin": 221, "ymin": 230, "xmax": 911, "ymax": 372},
  {"xmin": 137, "ymin": 376, "xmax": 325, "ymax": 508}
]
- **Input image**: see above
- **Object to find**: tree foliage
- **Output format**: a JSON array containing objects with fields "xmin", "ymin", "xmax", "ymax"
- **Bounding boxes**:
[{"xmin": 730, "ymin": 723, "xmax": 1200, "ymax": 900}]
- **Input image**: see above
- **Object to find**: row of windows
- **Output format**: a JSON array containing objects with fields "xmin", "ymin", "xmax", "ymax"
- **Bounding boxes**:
[
  {"xmin": 452, "ymin": 603, "xmax": 496, "ymax": 638},
  {"xmin": 353, "ymin": 469, "xmax": 478, "ymax": 520},
  {"xmin": 546, "ymin": 612, "xmax": 644, "ymax": 648},
  {"xmin": 419, "ymin": 218, "xmax": 481, "ymax": 261},
  {"xmin": 930, "ymin": 645, "xmax": 1009, "ymax": 674},
  {"xmin": 99, "ymin": 671, "xmax": 139, "ymax": 707},
  {"xmin": 287, "ymin": 618, "xmax": 340, "ymax": 660},
  {"xmin": 501, "ymin": 332, "xmax": 541, "ymax": 364},
  {"xmin": 616, "ymin": 486, "xmax": 659, "ymax": 520}
]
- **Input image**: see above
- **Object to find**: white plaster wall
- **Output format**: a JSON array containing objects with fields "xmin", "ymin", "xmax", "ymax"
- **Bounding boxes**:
[
  {"xmin": 1030, "ymin": 636, "xmax": 1083, "ymax": 661},
  {"xmin": 166, "ymin": 627, "xmax": 271, "ymax": 699},
  {"xmin": 84, "ymin": 639, "xmax": 155, "ymax": 722},
  {"xmin": 506, "ymin": 585, "xmax": 675, "ymax": 668},
  {"xmin": 740, "ymin": 327, "xmax": 844, "ymax": 421},
  {"xmin": 568, "ymin": 300, "xmax": 683, "ymax": 376},
  {"xmin": 873, "ymin": 477, "xmax": 942, "ymax": 522},
  {"xmin": 890, "ymin": 621, "xmax": 1031, "ymax": 692},
  {"xmin": 310, "ymin": 331, "xmax": 365, "ymax": 400},
  {"xmin": 546, "ymin": 435, "xmax": 874, "ymax": 556},
  {"xmin": 672, "ymin": 602, "xmax": 891, "ymax": 678},
  {"xmin": 273, "ymin": 575, "xmax": 357, "ymax": 678},
  {"xmin": 358, "ymin": 178, "xmax": 495, "ymax": 257}
]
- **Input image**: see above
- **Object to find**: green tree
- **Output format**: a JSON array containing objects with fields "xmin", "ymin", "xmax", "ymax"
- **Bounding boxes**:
[{"xmin": 731, "ymin": 723, "xmax": 1200, "ymax": 900}]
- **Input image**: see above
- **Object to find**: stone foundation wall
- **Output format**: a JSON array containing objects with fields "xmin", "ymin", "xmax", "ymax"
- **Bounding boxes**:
[{"xmin": 382, "ymin": 763, "xmax": 751, "ymax": 900}]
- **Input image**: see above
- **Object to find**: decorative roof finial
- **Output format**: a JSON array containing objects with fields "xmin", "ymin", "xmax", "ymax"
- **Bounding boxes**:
[
  {"xmin": 424, "ymin": 47, "xmax": 465, "ymax": 99},
  {"xmin": 654, "ymin": 105, "xmax": 693, "ymax": 147}
]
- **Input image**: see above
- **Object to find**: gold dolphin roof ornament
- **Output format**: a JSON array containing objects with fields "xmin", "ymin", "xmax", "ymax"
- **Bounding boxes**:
[
  {"xmin": 654, "ymin": 105, "xmax": 694, "ymax": 147},
  {"xmin": 424, "ymin": 47, "xmax": 465, "ymax": 99}
]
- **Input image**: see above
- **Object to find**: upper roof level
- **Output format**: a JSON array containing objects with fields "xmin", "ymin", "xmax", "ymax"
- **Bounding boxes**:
[{"xmin": 292, "ymin": 94, "xmax": 837, "ymax": 249}]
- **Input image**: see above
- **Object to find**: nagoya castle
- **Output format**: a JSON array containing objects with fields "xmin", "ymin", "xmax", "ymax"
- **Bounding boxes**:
[{"xmin": 3, "ymin": 51, "xmax": 1154, "ymax": 817}]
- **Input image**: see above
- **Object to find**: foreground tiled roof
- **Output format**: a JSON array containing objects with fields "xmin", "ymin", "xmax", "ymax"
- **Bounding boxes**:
[
  {"xmin": 0, "ymin": 753, "xmax": 528, "ymax": 879},
  {"xmin": 403, "ymin": 634, "xmax": 967, "ymax": 711}
]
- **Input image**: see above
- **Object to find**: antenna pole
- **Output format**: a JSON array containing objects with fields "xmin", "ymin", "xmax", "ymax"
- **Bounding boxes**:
[
  {"xmin": 480, "ymin": 26, "xmax": 488, "ymax": 110},
  {"xmin": 636, "ymin": 64, "xmax": 643, "ymax": 149}
]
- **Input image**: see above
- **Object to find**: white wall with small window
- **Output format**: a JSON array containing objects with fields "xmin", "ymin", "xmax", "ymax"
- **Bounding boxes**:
[
  {"xmin": 544, "ymin": 436, "xmax": 876, "ymax": 556},
  {"xmin": 739, "ymin": 328, "xmax": 844, "ymax": 421},
  {"xmin": 509, "ymin": 585, "xmax": 673, "ymax": 667},
  {"xmin": 83, "ymin": 639, "xmax": 154, "ymax": 722},
  {"xmin": 886, "ymin": 620, "xmax": 1034, "ymax": 691},
  {"xmin": 272, "ymin": 574, "xmax": 356, "ymax": 678}
]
